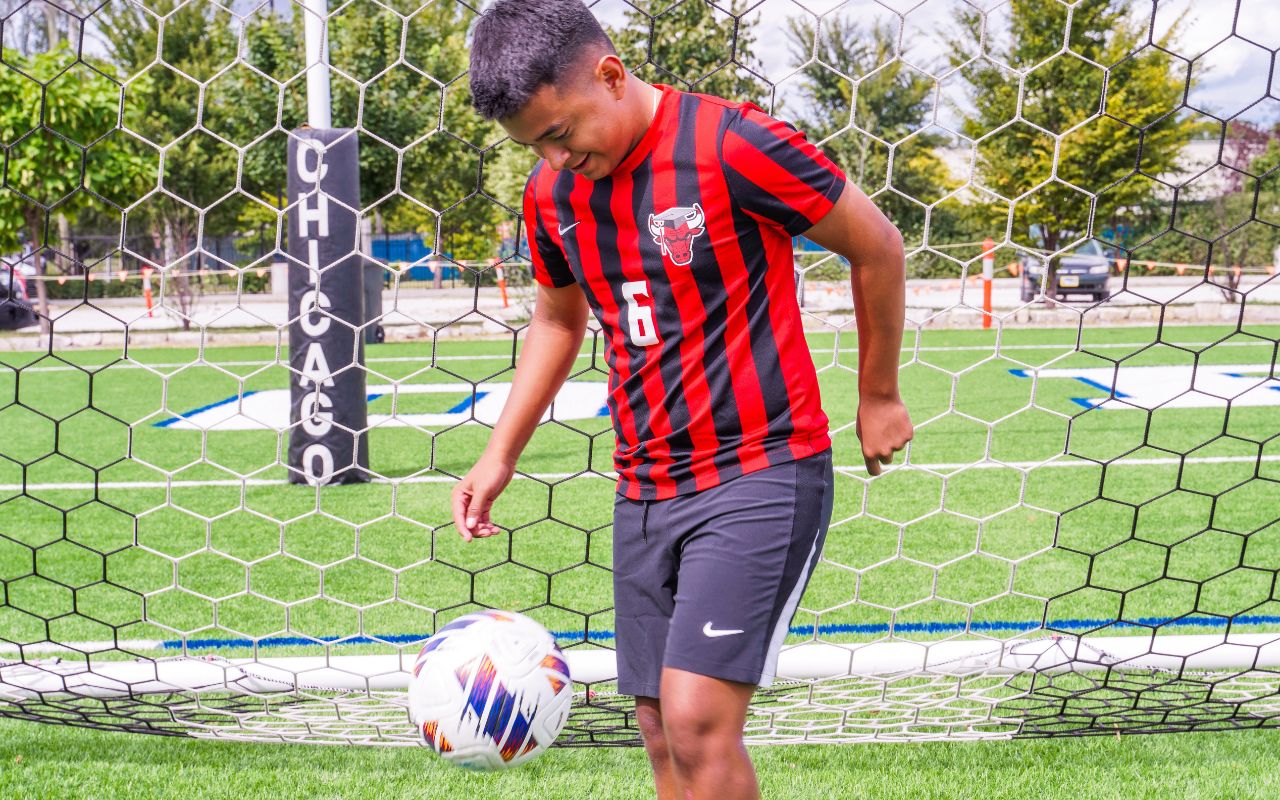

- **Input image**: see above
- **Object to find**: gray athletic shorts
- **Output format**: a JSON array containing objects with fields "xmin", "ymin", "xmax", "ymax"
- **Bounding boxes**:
[{"xmin": 612, "ymin": 449, "xmax": 834, "ymax": 698}]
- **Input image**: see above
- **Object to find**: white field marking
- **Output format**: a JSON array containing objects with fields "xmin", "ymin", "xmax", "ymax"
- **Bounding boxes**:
[
  {"xmin": 6, "ymin": 455, "xmax": 1279, "ymax": 494},
  {"xmin": 4, "ymin": 339, "xmax": 1273, "ymax": 375},
  {"xmin": 158, "ymin": 381, "xmax": 610, "ymax": 431},
  {"xmin": 0, "ymin": 639, "xmax": 167, "ymax": 655},
  {"xmin": 122, "ymin": 359, "xmax": 1280, "ymax": 430},
  {"xmin": 1019, "ymin": 364, "xmax": 1280, "ymax": 410}
]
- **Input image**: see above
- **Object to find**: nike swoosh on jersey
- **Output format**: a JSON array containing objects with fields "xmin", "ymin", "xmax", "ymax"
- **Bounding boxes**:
[
  {"xmin": 558, "ymin": 221, "xmax": 580, "ymax": 236},
  {"xmin": 702, "ymin": 622, "xmax": 744, "ymax": 638}
]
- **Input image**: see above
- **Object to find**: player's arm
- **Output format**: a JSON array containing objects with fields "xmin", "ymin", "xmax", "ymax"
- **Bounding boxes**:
[
  {"xmin": 803, "ymin": 181, "xmax": 913, "ymax": 475},
  {"xmin": 720, "ymin": 107, "xmax": 911, "ymax": 475},
  {"xmin": 451, "ymin": 281, "xmax": 589, "ymax": 540}
]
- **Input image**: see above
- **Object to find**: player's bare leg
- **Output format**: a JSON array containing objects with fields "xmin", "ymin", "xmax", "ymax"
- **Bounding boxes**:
[
  {"xmin": 659, "ymin": 667, "xmax": 759, "ymax": 800},
  {"xmin": 636, "ymin": 696, "xmax": 680, "ymax": 800}
]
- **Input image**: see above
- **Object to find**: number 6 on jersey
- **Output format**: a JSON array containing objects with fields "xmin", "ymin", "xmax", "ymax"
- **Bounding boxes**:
[{"xmin": 622, "ymin": 280, "xmax": 660, "ymax": 347}]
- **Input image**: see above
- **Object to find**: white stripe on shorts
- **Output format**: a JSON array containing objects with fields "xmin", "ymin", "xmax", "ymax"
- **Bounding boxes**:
[{"xmin": 758, "ymin": 529, "xmax": 823, "ymax": 687}]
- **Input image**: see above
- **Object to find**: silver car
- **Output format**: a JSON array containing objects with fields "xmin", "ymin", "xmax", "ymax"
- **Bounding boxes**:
[{"xmin": 1020, "ymin": 240, "xmax": 1114, "ymax": 302}]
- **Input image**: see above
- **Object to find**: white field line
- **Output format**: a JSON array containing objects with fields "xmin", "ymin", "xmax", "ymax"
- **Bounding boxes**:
[
  {"xmin": 4, "ymin": 339, "xmax": 1274, "ymax": 375},
  {"xmin": 5, "ymin": 454, "xmax": 1279, "ymax": 493},
  {"xmin": 7, "ymin": 634, "xmax": 1280, "ymax": 676},
  {"xmin": 0, "ymin": 639, "xmax": 167, "ymax": 655}
]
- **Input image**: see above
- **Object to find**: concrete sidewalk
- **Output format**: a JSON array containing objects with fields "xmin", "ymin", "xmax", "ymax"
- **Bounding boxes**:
[
  {"xmin": 804, "ymin": 275, "xmax": 1280, "ymax": 328},
  {"xmin": 3, "ymin": 275, "xmax": 1278, "ymax": 352}
]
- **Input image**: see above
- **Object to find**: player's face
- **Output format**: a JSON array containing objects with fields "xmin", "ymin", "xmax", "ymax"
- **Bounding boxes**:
[{"xmin": 500, "ymin": 58, "xmax": 641, "ymax": 181}]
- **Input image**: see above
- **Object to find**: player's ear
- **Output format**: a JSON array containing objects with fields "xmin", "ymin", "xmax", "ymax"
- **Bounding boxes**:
[{"xmin": 594, "ymin": 54, "xmax": 628, "ymax": 97}]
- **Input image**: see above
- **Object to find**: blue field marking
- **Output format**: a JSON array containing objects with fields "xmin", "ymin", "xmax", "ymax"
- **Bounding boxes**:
[
  {"xmin": 446, "ymin": 391, "xmax": 488, "ymax": 414},
  {"xmin": 1222, "ymin": 371, "xmax": 1280, "ymax": 392},
  {"xmin": 1008, "ymin": 368, "xmax": 1131, "ymax": 409},
  {"xmin": 1072, "ymin": 376, "xmax": 1130, "ymax": 398},
  {"xmin": 154, "ymin": 391, "xmax": 261, "ymax": 428},
  {"xmin": 158, "ymin": 613, "xmax": 1280, "ymax": 652},
  {"xmin": 164, "ymin": 389, "xmax": 494, "ymax": 423}
]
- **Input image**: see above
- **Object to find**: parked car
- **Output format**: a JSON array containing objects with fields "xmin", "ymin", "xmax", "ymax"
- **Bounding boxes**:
[
  {"xmin": 1020, "ymin": 240, "xmax": 1114, "ymax": 302},
  {"xmin": 0, "ymin": 264, "xmax": 38, "ymax": 330}
]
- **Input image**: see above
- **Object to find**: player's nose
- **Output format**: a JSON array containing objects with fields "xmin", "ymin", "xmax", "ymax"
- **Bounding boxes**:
[{"xmin": 545, "ymin": 145, "xmax": 575, "ymax": 171}]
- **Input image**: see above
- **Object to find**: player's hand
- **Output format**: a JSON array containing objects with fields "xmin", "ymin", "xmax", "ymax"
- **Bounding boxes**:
[
  {"xmin": 855, "ymin": 396, "xmax": 913, "ymax": 476},
  {"xmin": 451, "ymin": 454, "xmax": 516, "ymax": 542}
]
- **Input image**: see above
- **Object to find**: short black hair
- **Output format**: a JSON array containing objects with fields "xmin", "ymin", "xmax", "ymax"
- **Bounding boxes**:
[{"xmin": 469, "ymin": 0, "xmax": 617, "ymax": 121}]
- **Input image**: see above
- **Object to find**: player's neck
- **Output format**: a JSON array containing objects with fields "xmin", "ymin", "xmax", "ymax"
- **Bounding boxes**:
[{"xmin": 622, "ymin": 77, "xmax": 662, "ymax": 155}]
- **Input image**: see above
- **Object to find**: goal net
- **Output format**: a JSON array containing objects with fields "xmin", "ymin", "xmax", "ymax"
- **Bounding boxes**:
[{"xmin": 1, "ymin": 0, "xmax": 1278, "ymax": 746}]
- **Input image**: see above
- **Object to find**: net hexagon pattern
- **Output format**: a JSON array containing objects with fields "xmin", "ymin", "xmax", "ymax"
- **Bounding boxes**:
[{"xmin": 0, "ymin": 0, "xmax": 1278, "ymax": 746}]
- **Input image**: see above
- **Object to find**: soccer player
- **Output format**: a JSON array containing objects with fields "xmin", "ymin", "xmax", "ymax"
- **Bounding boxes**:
[{"xmin": 454, "ymin": 1, "xmax": 912, "ymax": 797}]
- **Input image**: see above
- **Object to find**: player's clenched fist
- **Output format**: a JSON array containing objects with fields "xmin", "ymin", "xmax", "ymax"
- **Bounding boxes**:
[
  {"xmin": 856, "ymin": 396, "xmax": 913, "ymax": 476},
  {"xmin": 451, "ymin": 454, "xmax": 516, "ymax": 542}
]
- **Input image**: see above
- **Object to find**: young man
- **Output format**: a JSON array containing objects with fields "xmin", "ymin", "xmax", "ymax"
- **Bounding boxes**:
[{"xmin": 454, "ymin": 1, "xmax": 912, "ymax": 797}]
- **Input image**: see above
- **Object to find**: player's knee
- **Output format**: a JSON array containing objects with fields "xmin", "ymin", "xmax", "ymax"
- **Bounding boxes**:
[
  {"xmin": 663, "ymin": 722, "xmax": 736, "ymax": 775},
  {"xmin": 636, "ymin": 699, "xmax": 668, "ymax": 749},
  {"xmin": 659, "ymin": 697, "xmax": 736, "ymax": 759}
]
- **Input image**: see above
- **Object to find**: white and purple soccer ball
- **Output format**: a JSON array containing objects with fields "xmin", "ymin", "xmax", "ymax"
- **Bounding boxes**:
[{"xmin": 408, "ymin": 610, "xmax": 573, "ymax": 769}]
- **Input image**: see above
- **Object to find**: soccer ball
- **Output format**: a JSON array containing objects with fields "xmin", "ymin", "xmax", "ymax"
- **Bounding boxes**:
[{"xmin": 408, "ymin": 609, "xmax": 572, "ymax": 769}]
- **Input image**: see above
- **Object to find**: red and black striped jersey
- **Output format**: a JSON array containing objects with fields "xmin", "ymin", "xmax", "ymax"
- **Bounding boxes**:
[{"xmin": 522, "ymin": 84, "xmax": 846, "ymax": 501}]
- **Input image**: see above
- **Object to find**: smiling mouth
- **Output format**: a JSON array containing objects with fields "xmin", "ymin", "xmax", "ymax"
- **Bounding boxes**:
[{"xmin": 570, "ymin": 156, "xmax": 588, "ymax": 171}]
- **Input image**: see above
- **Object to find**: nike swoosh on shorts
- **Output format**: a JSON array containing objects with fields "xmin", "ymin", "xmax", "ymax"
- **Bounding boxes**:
[{"xmin": 703, "ymin": 622, "xmax": 744, "ymax": 638}]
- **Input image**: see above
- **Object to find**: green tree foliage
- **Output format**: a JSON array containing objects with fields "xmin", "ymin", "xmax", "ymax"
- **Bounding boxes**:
[
  {"xmin": 0, "ymin": 42, "xmax": 152, "ymax": 325},
  {"xmin": 91, "ymin": 0, "xmax": 247, "ymax": 324},
  {"xmin": 1135, "ymin": 126, "xmax": 1280, "ymax": 288},
  {"xmin": 212, "ymin": 0, "xmax": 515, "ymax": 264},
  {"xmin": 328, "ymin": 0, "xmax": 492, "ymax": 261},
  {"xmin": 95, "ymin": 0, "xmax": 242, "ymax": 236},
  {"xmin": 785, "ymin": 15, "xmax": 958, "ymax": 276},
  {"xmin": 0, "ymin": 0, "xmax": 570, "ymax": 295},
  {"xmin": 614, "ymin": 0, "xmax": 768, "ymax": 105},
  {"xmin": 955, "ymin": 0, "xmax": 1199, "ymax": 268},
  {"xmin": 1239, "ymin": 137, "xmax": 1280, "ymax": 270}
]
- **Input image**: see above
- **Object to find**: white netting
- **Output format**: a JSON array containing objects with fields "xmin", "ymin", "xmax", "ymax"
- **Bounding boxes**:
[{"xmin": 1, "ymin": 0, "xmax": 1279, "ymax": 746}]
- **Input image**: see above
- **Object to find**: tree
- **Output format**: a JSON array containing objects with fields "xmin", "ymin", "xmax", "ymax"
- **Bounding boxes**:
[
  {"xmin": 0, "ymin": 43, "xmax": 151, "ymax": 333},
  {"xmin": 1136, "ymin": 128, "xmax": 1280, "ymax": 300},
  {"xmin": 212, "ymin": 1, "xmax": 513, "ymax": 272},
  {"xmin": 94, "ymin": 0, "xmax": 245, "ymax": 327},
  {"xmin": 1249, "ymin": 137, "xmax": 1280, "ymax": 268},
  {"xmin": 1178, "ymin": 122, "xmax": 1280, "ymax": 301},
  {"xmin": 785, "ymin": 15, "xmax": 957, "ymax": 276},
  {"xmin": 613, "ymin": 0, "xmax": 768, "ymax": 106},
  {"xmin": 954, "ymin": 0, "xmax": 1199, "ymax": 297}
]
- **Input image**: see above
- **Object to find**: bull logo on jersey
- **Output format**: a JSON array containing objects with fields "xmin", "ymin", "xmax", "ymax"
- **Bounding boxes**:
[{"xmin": 649, "ymin": 204, "xmax": 706, "ymax": 266}]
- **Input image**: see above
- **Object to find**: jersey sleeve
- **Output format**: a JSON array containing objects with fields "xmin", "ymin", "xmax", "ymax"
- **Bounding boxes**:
[
  {"xmin": 521, "ymin": 167, "xmax": 575, "ymax": 288},
  {"xmin": 721, "ymin": 106, "xmax": 847, "ymax": 236}
]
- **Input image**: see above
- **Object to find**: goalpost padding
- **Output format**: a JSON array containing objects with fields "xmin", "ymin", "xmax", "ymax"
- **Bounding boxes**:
[{"xmin": 286, "ymin": 128, "xmax": 370, "ymax": 486}]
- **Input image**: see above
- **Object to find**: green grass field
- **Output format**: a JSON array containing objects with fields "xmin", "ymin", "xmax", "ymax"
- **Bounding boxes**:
[
  {"xmin": 3, "ymin": 713, "xmax": 1280, "ymax": 799},
  {"xmin": 2, "ymin": 322, "xmax": 1280, "ymax": 791}
]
